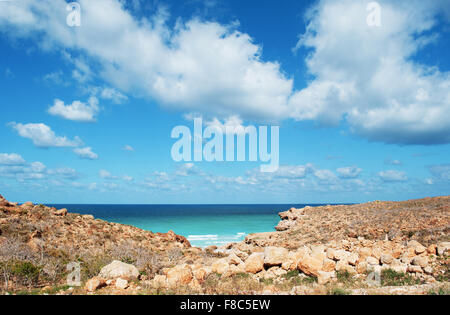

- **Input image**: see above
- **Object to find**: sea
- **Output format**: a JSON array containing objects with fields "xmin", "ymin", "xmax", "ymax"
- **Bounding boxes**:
[{"xmin": 49, "ymin": 204, "xmax": 326, "ymax": 248}]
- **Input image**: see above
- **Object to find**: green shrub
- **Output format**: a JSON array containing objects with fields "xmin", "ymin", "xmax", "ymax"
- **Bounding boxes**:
[
  {"xmin": 328, "ymin": 287, "xmax": 350, "ymax": 295},
  {"xmin": 381, "ymin": 269, "xmax": 421, "ymax": 286},
  {"xmin": 12, "ymin": 261, "xmax": 41, "ymax": 286}
]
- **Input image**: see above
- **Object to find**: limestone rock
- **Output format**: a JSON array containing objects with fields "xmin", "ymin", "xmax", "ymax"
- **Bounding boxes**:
[
  {"xmin": 212, "ymin": 259, "xmax": 229, "ymax": 274},
  {"xmin": 380, "ymin": 254, "xmax": 393, "ymax": 265},
  {"xmin": 85, "ymin": 277, "xmax": 105, "ymax": 292},
  {"xmin": 411, "ymin": 256, "xmax": 428, "ymax": 268},
  {"xmin": 317, "ymin": 271, "xmax": 334, "ymax": 285},
  {"xmin": 245, "ymin": 253, "xmax": 264, "ymax": 274},
  {"xmin": 115, "ymin": 278, "xmax": 129, "ymax": 290},
  {"xmin": 264, "ymin": 246, "xmax": 288, "ymax": 267},
  {"xmin": 227, "ymin": 253, "xmax": 243, "ymax": 266},
  {"xmin": 54, "ymin": 208, "xmax": 68, "ymax": 216},
  {"xmin": 166, "ymin": 264, "xmax": 193, "ymax": 286},
  {"xmin": 99, "ymin": 260, "xmax": 139, "ymax": 279},
  {"xmin": 297, "ymin": 255, "xmax": 323, "ymax": 277},
  {"xmin": 322, "ymin": 258, "xmax": 336, "ymax": 272},
  {"xmin": 437, "ymin": 242, "xmax": 450, "ymax": 256},
  {"xmin": 366, "ymin": 257, "xmax": 380, "ymax": 266}
]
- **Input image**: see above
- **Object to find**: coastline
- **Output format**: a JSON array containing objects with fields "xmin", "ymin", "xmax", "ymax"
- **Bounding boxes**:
[{"xmin": 0, "ymin": 194, "xmax": 449, "ymax": 295}]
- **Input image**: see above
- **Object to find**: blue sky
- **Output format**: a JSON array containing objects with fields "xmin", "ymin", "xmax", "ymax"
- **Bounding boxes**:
[{"xmin": 0, "ymin": 0, "xmax": 449, "ymax": 204}]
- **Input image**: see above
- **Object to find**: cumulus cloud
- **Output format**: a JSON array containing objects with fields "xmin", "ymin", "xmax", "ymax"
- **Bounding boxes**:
[
  {"xmin": 290, "ymin": 0, "xmax": 450, "ymax": 144},
  {"xmin": 337, "ymin": 166, "xmax": 362, "ymax": 179},
  {"xmin": 0, "ymin": 153, "xmax": 26, "ymax": 165},
  {"xmin": 0, "ymin": 0, "xmax": 292, "ymax": 121},
  {"xmin": 428, "ymin": 164, "xmax": 450, "ymax": 181},
  {"xmin": 10, "ymin": 122, "xmax": 82, "ymax": 148},
  {"xmin": 74, "ymin": 147, "xmax": 98, "ymax": 160},
  {"xmin": 1, "ymin": 0, "xmax": 449, "ymax": 144},
  {"xmin": 48, "ymin": 96, "xmax": 99, "ymax": 122},
  {"xmin": 378, "ymin": 170, "xmax": 408, "ymax": 182}
]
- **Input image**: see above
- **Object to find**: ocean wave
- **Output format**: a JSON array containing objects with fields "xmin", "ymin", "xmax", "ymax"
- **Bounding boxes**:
[{"xmin": 187, "ymin": 233, "xmax": 247, "ymax": 247}]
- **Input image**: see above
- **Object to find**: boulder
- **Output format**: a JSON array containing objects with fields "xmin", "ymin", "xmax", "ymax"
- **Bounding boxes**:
[
  {"xmin": 335, "ymin": 260, "xmax": 356, "ymax": 274},
  {"xmin": 245, "ymin": 253, "xmax": 264, "ymax": 274},
  {"xmin": 407, "ymin": 240, "xmax": 426, "ymax": 255},
  {"xmin": 99, "ymin": 260, "xmax": 139, "ymax": 279},
  {"xmin": 411, "ymin": 256, "xmax": 428, "ymax": 268},
  {"xmin": 212, "ymin": 259, "xmax": 229, "ymax": 274},
  {"xmin": 358, "ymin": 247, "xmax": 372, "ymax": 261},
  {"xmin": 380, "ymin": 254, "xmax": 393, "ymax": 265},
  {"xmin": 322, "ymin": 258, "xmax": 336, "ymax": 272},
  {"xmin": 227, "ymin": 253, "xmax": 243, "ymax": 266},
  {"xmin": 54, "ymin": 208, "xmax": 68, "ymax": 216},
  {"xmin": 193, "ymin": 268, "xmax": 209, "ymax": 282},
  {"xmin": 264, "ymin": 246, "xmax": 288, "ymax": 267},
  {"xmin": 427, "ymin": 244, "xmax": 437, "ymax": 255},
  {"xmin": 407, "ymin": 265, "xmax": 423, "ymax": 273},
  {"xmin": 437, "ymin": 242, "xmax": 450, "ymax": 256},
  {"xmin": 297, "ymin": 255, "xmax": 323, "ymax": 277},
  {"xmin": 366, "ymin": 257, "xmax": 380, "ymax": 266},
  {"xmin": 423, "ymin": 266, "xmax": 433, "ymax": 275},
  {"xmin": 281, "ymin": 251, "xmax": 304, "ymax": 271},
  {"xmin": 115, "ymin": 278, "xmax": 129, "ymax": 290},
  {"xmin": 153, "ymin": 275, "xmax": 168, "ymax": 287},
  {"xmin": 317, "ymin": 271, "xmax": 334, "ymax": 285},
  {"xmin": 85, "ymin": 277, "xmax": 105, "ymax": 292},
  {"xmin": 166, "ymin": 264, "xmax": 193, "ymax": 286}
]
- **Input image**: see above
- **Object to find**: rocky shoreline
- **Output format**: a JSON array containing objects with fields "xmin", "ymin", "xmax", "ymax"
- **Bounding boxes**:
[{"xmin": 0, "ymin": 194, "xmax": 449, "ymax": 295}]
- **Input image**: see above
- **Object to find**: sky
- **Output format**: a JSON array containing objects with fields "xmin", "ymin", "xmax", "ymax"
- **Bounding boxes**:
[{"xmin": 0, "ymin": 0, "xmax": 449, "ymax": 204}]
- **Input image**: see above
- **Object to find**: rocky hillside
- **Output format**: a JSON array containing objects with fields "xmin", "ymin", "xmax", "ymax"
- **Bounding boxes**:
[
  {"xmin": 247, "ymin": 196, "xmax": 450, "ymax": 249},
  {"xmin": 0, "ymin": 194, "xmax": 449, "ymax": 295}
]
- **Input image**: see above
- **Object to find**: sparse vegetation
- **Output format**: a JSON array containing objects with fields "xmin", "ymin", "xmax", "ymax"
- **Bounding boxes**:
[{"xmin": 381, "ymin": 269, "xmax": 422, "ymax": 287}]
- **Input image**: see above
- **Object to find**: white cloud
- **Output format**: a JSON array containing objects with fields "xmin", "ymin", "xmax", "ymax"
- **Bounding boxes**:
[
  {"xmin": 0, "ymin": 0, "xmax": 292, "ymax": 121},
  {"xmin": 122, "ymin": 175, "xmax": 134, "ymax": 182},
  {"xmin": 1, "ymin": 0, "xmax": 449, "ymax": 144},
  {"xmin": 337, "ymin": 166, "xmax": 362, "ymax": 179},
  {"xmin": 48, "ymin": 96, "xmax": 99, "ymax": 122},
  {"xmin": 123, "ymin": 145, "xmax": 134, "ymax": 152},
  {"xmin": 10, "ymin": 122, "xmax": 82, "ymax": 148},
  {"xmin": 385, "ymin": 159, "xmax": 403, "ymax": 166},
  {"xmin": 0, "ymin": 153, "xmax": 25, "ymax": 165},
  {"xmin": 99, "ymin": 169, "xmax": 116, "ymax": 179},
  {"xmin": 314, "ymin": 169, "xmax": 337, "ymax": 182},
  {"xmin": 74, "ymin": 147, "xmax": 98, "ymax": 160},
  {"xmin": 290, "ymin": 0, "xmax": 450, "ymax": 144},
  {"xmin": 428, "ymin": 164, "xmax": 450, "ymax": 181},
  {"xmin": 100, "ymin": 87, "xmax": 128, "ymax": 104},
  {"xmin": 378, "ymin": 170, "xmax": 408, "ymax": 182}
]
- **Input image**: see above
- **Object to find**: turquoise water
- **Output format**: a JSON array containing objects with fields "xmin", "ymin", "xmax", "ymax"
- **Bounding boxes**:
[{"xmin": 50, "ymin": 204, "xmax": 318, "ymax": 247}]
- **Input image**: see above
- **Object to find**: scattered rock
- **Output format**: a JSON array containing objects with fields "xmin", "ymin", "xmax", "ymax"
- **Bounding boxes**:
[
  {"xmin": 245, "ymin": 253, "xmax": 264, "ymax": 274},
  {"xmin": 115, "ymin": 278, "xmax": 129, "ymax": 290},
  {"xmin": 437, "ymin": 242, "xmax": 450, "ymax": 256},
  {"xmin": 99, "ymin": 260, "xmax": 140, "ymax": 279},
  {"xmin": 54, "ymin": 208, "xmax": 68, "ymax": 216},
  {"xmin": 411, "ymin": 256, "xmax": 428, "ymax": 268},
  {"xmin": 166, "ymin": 264, "xmax": 193, "ymax": 286},
  {"xmin": 212, "ymin": 259, "xmax": 229, "ymax": 274},
  {"xmin": 264, "ymin": 246, "xmax": 288, "ymax": 267},
  {"xmin": 297, "ymin": 255, "xmax": 323, "ymax": 277},
  {"xmin": 85, "ymin": 277, "xmax": 106, "ymax": 292}
]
